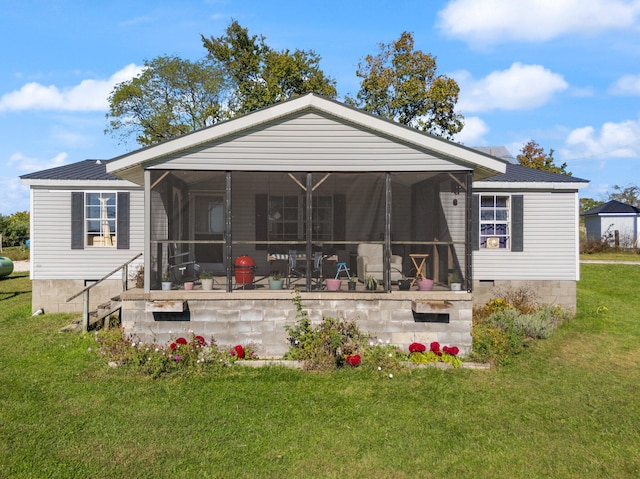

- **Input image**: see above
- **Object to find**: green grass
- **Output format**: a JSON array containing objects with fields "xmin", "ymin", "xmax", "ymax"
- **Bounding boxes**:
[
  {"xmin": 0, "ymin": 246, "xmax": 30, "ymax": 261},
  {"xmin": 1, "ymin": 266, "xmax": 640, "ymax": 478},
  {"xmin": 580, "ymin": 250, "xmax": 640, "ymax": 261}
]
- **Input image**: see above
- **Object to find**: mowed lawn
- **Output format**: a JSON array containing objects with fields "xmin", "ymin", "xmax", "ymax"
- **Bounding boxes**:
[{"xmin": 1, "ymin": 265, "xmax": 639, "ymax": 478}]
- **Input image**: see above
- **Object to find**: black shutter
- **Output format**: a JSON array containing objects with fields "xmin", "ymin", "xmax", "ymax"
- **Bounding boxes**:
[
  {"xmin": 117, "ymin": 192, "xmax": 130, "ymax": 249},
  {"xmin": 255, "ymin": 194, "xmax": 268, "ymax": 250},
  {"xmin": 511, "ymin": 195, "xmax": 524, "ymax": 252},
  {"xmin": 71, "ymin": 192, "xmax": 84, "ymax": 250},
  {"xmin": 471, "ymin": 194, "xmax": 479, "ymax": 251}
]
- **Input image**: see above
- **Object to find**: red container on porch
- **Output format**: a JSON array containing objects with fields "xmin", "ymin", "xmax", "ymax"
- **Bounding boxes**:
[{"xmin": 234, "ymin": 255, "xmax": 255, "ymax": 284}]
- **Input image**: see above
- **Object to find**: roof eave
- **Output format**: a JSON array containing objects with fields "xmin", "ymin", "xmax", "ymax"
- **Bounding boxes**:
[{"xmin": 473, "ymin": 180, "xmax": 589, "ymax": 190}]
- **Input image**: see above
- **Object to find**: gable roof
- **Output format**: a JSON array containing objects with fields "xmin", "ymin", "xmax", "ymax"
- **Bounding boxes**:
[
  {"xmin": 474, "ymin": 163, "xmax": 588, "ymax": 190},
  {"xmin": 582, "ymin": 199, "xmax": 640, "ymax": 216},
  {"xmin": 106, "ymin": 93, "xmax": 507, "ymax": 184}
]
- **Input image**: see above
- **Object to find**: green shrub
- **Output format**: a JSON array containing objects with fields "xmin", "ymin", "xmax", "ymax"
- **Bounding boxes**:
[{"xmin": 514, "ymin": 304, "xmax": 571, "ymax": 339}]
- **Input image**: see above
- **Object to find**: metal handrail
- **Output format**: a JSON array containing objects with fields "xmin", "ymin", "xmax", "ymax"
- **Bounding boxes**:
[{"xmin": 66, "ymin": 252, "xmax": 143, "ymax": 332}]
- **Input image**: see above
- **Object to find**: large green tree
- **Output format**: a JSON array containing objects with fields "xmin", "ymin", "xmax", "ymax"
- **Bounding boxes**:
[
  {"xmin": 0, "ymin": 211, "xmax": 29, "ymax": 247},
  {"xmin": 106, "ymin": 55, "xmax": 227, "ymax": 146},
  {"xmin": 201, "ymin": 20, "xmax": 337, "ymax": 115},
  {"xmin": 517, "ymin": 140, "xmax": 571, "ymax": 176},
  {"xmin": 347, "ymin": 31, "xmax": 464, "ymax": 139}
]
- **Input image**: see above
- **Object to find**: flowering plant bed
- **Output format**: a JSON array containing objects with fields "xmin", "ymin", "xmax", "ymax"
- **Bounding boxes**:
[{"xmin": 407, "ymin": 341, "xmax": 462, "ymax": 368}]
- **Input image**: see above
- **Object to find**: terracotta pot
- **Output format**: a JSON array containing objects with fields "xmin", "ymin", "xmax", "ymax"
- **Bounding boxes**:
[
  {"xmin": 184, "ymin": 281, "xmax": 194, "ymax": 290},
  {"xmin": 417, "ymin": 278, "xmax": 434, "ymax": 291},
  {"xmin": 325, "ymin": 279, "xmax": 342, "ymax": 291}
]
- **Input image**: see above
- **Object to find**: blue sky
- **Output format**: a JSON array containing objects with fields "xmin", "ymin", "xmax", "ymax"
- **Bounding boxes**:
[{"xmin": 2, "ymin": 0, "xmax": 640, "ymax": 214}]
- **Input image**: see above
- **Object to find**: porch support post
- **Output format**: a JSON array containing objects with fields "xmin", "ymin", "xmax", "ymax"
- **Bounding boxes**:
[
  {"xmin": 465, "ymin": 171, "xmax": 473, "ymax": 292},
  {"xmin": 384, "ymin": 172, "xmax": 392, "ymax": 292},
  {"xmin": 143, "ymin": 169, "xmax": 151, "ymax": 292},
  {"xmin": 225, "ymin": 171, "xmax": 232, "ymax": 292},
  {"xmin": 305, "ymin": 173, "xmax": 313, "ymax": 291}
]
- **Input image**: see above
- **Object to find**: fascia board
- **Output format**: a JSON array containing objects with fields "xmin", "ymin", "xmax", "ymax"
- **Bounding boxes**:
[
  {"xmin": 20, "ymin": 179, "xmax": 139, "ymax": 188},
  {"xmin": 473, "ymin": 181, "xmax": 589, "ymax": 190}
]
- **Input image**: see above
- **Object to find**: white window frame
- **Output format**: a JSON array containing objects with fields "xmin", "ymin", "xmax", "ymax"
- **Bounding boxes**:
[
  {"xmin": 85, "ymin": 192, "xmax": 117, "ymax": 247},
  {"xmin": 479, "ymin": 194, "xmax": 510, "ymax": 249}
]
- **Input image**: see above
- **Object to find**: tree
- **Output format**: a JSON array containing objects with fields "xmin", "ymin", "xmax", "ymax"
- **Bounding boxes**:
[
  {"xmin": 347, "ymin": 31, "xmax": 464, "ymax": 139},
  {"xmin": 201, "ymin": 20, "xmax": 337, "ymax": 115},
  {"xmin": 106, "ymin": 55, "xmax": 227, "ymax": 146},
  {"xmin": 0, "ymin": 211, "xmax": 29, "ymax": 247},
  {"xmin": 580, "ymin": 197, "xmax": 604, "ymax": 214},
  {"xmin": 517, "ymin": 140, "xmax": 571, "ymax": 176},
  {"xmin": 608, "ymin": 184, "xmax": 640, "ymax": 206}
]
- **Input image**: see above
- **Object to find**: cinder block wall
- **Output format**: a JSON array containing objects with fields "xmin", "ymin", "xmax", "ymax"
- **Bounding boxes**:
[
  {"xmin": 472, "ymin": 280, "xmax": 577, "ymax": 311},
  {"xmin": 32, "ymin": 279, "xmax": 126, "ymax": 314},
  {"xmin": 121, "ymin": 292, "xmax": 473, "ymax": 358}
]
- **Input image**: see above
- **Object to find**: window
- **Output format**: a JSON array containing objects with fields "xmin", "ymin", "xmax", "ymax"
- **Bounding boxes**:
[
  {"xmin": 480, "ymin": 195, "xmax": 510, "ymax": 248},
  {"xmin": 86, "ymin": 192, "xmax": 117, "ymax": 247},
  {"xmin": 71, "ymin": 191, "xmax": 130, "ymax": 250},
  {"xmin": 267, "ymin": 195, "xmax": 333, "ymax": 241}
]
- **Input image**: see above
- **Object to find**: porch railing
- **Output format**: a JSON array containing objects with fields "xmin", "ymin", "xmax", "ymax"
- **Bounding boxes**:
[{"xmin": 66, "ymin": 252, "xmax": 143, "ymax": 332}]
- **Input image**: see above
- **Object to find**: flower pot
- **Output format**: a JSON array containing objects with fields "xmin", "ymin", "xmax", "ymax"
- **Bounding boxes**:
[
  {"xmin": 417, "ymin": 278, "xmax": 434, "ymax": 291},
  {"xmin": 348, "ymin": 281, "xmax": 357, "ymax": 291},
  {"xmin": 201, "ymin": 278, "xmax": 214, "ymax": 290},
  {"xmin": 269, "ymin": 279, "xmax": 283, "ymax": 290},
  {"xmin": 450, "ymin": 282, "xmax": 462, "ymax": 291},
  {"xmin": 325, "ymin": 279, "xmax": 342, "ymax": 291},
  {"xmin": 397, "ymin": 279, "xmax": 411, "ymax": 291},
  {"xmin": 184, "ymin": 281, "xmax": 194, "ymax": 290},
  {"xmin": 161, "ymin": 281, "xmax": 172, "ymax": 291}
]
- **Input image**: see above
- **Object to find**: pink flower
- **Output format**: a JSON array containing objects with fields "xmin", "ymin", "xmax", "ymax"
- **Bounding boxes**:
[
  {"xmin": 345, "ymin": 354, "xmax": 361, "ymax": 367},
  {"xmin": 175, "ymin": 355, "xmax": 181, "ymax": 362},
  {"xmin": 176, "ymin": 337, "xmax": 188, "ymax": 345},
  {"xmin": 409, "ymin": 342, "xmax": 426, "ymax": 353}
]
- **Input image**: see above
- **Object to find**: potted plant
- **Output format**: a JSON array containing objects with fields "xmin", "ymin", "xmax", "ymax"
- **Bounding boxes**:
[
  {"xmin": 450, "ymin": 272, "xmax": 462, "ymax": 291},
  {"xmin": 200, "ymin": 270, "xmax": 214, "ymax": 290},
  {"xmin": 348, "ymin": 275, "xmax": 357, "ymax": 291},
  {"xmin": 395, "ymin": 269, "xmax": 411, "ymax": 291},
  {"xmin": 161, "ymin": 271, "xmax": 172, "ymax": 291},
  {"xmin": 325, "ymin": 278, "xmax": 342, "ymax": 291},
  {"xmin": 269, "ymin": 271, "xmax": 284, "ymax": 290},
  {"xmin": 183, "ymin": 281, "xmax": 194, "ymax": 290},
  {"xmin": 417, "ymin": 277, "xmax": 434, "ymax": 291},
  {"xmin": 365, "ymin": 275, "xmax": 378, "ymax": 291}
]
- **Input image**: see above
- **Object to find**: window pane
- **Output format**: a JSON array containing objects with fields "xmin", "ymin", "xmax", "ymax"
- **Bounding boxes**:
[
  {"xmin": 480, "ymin": 210, "xmax": 494, "ymax": 221},
  {"xmin": 496, "ymin": 209, "xmax": 508, "ymax": 221},
  {"xmin": 481, "ymin": 197, "xmax": 495, "ymax": 207},
  {"xmin": 495, "ymin": 196, "xmax": 508, "ymax": 207}
]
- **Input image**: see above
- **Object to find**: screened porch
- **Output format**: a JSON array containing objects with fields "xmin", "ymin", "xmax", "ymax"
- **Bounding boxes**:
[{"xmin": 146, "ymin": 170, "xmax": 472, "ymax": 293}]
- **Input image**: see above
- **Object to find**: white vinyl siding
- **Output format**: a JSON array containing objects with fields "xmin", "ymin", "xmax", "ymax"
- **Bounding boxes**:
[
  {"xmin": 146, "ymin": 112, "xmax": 468, "ymax": 172},
  {"xmin": 473, "ymin": 191, "xmax": 579, "ymax": 280},
  {"xmin": 31, "ymin": 187, "xmax": 144, "ymax": 280}
]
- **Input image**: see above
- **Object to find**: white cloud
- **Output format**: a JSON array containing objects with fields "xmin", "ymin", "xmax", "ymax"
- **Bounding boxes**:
[
  {"xmin": 453, "ymin": 63, "xmax": 568, "ymax": 113},
  {"xmin": 8, "ymin": 152, "xmax": 68, "ymax": 172},
  {"xmin": 0, "ymin": 64, "xmax": 143, "ymax": 112},
  {"xmin": 609, "ymin": 74, "xmax": 640, "ymax": 95},
  {"xmin": 561, "ymin": 118, "xmax": 640, "ymax": 160},
  {"xmin": 453, "ymin": 116, "xmax": 489, "ymax": 145},
  {"xmin": 438, "ymin": 0, "xmax": 640, "ymax": 46},
  {"xmin": 0, "ymin": 177, "xmax": 30, "ymax": 215}
]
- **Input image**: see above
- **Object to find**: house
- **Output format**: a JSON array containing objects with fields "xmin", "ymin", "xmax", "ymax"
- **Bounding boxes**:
[
  {"xmin": 21, "ymin": 94, "xmax": 588, "ymax": 356},
  {"xmin": 582, "ymin": 199, "xmax": 640, "ymax": 248}
]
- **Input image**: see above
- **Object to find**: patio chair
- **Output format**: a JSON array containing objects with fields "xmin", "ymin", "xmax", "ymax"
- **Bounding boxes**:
[{"xmin": 356, "ymin": 244, "xmax": 403, "ymax": 283}]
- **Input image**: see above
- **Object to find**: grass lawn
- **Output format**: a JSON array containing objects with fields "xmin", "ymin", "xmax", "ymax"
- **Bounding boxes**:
[{"xmin": 1, "ymin": 266, "xmax": 640, "ymax": 478}]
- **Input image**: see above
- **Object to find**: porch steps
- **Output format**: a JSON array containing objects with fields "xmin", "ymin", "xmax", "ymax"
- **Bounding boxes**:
[{"xmin": 59, "ymin": 296, "xmax": 122, "ymax": 333}]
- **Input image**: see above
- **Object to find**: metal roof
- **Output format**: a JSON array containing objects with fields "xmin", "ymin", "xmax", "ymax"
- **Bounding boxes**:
[
  {"xmin": 582, "ymin": 199, "xmax": 640, "ymax": 216},
  {"xmin": 480, "ymin": 163, "xmax": 588, "ymax": 184},
  {"xmin": 20, "ymin": 159, "xmax": 117, "ymax": 181}
]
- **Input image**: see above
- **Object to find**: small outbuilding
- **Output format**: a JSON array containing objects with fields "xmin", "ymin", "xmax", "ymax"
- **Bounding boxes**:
[{"xmin": 582, "ymin": 199, "xmax": 640, "ymax": 248}]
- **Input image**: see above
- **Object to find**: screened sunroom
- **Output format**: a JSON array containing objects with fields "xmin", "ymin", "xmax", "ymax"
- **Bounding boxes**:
[{"xmin": 148, "ymin": 169, "xmax": 472, "ymax": 292}]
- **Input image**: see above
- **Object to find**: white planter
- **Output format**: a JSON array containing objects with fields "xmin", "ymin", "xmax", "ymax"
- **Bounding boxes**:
[
  {"xmin": 201, "ymin": 278, "xmax": 214, "ymax": 290},
  {"xmin": 450, "ymin": 283, "xmax": 462, "ymax": 291},
  {"xmin": 161, "ymin": 281, "xmax": 172, "ymax": 291}
]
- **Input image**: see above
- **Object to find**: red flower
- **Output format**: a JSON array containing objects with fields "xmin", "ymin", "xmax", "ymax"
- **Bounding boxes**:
[
  {"xmin": 232, "ymin": 345, "xmax": 245, "ymax": 359},
  {"xmin": 345, "ymin": 354, "xmax": 361, "ymax": 367},
  {"xmin": 443, "ymin": 345, "xmax": 459, "ymax": 356},
  {"xmin": 176, "ymin": 337, "xmax": 188, "ymax": 345},
  {"xmin": 194, "ymin": 335, "xmax": 205, "ymax": 346},
  {"xmin": 169, "ymin": 342, "xmax": 177, "ymax": 350},
  {"xmin": 409, "ymin": 342, "xmax": 426, "ymax": 353},
  {"xmin": 430, "ymin": 341, "xmax": 441, "ymax": 353}
]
